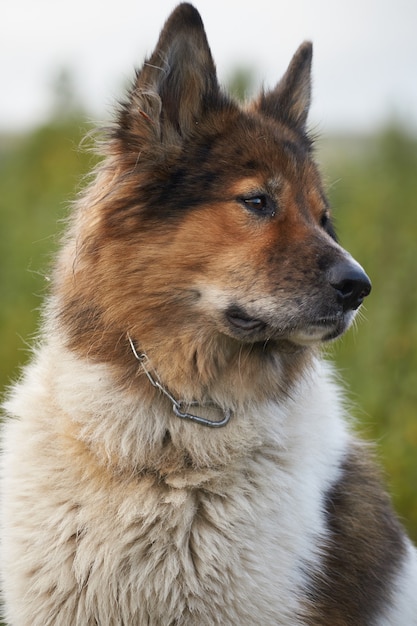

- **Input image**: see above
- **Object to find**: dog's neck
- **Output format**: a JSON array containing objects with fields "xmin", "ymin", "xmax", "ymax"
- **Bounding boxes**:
[{"xmin": 127, "ymin": 335, "xmax": 232, "ymax": 428}]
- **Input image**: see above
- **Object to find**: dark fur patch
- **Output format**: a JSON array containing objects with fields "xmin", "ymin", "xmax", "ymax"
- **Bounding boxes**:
[
  {"xmin": 106, "ymin": 111, "xmax": 315, "ymax": 232},
  {"xmin": 305, "ymin": 445, "xmax": 406, "ymax": 625}
]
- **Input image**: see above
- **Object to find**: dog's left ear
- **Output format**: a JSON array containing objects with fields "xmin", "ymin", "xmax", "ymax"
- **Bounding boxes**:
[
  {"xmin": 120, "ymin": 3, "xmax": 221, "ymax": 144},
  {"xmin": 256, "ymin": 42, "xmax": 312, "ymax": 132}
]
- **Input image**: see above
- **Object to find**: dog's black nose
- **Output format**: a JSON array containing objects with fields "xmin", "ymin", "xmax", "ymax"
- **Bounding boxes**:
[{"xmin": 328, "ymin": 260, "xmax": 372, "ymax": 311}]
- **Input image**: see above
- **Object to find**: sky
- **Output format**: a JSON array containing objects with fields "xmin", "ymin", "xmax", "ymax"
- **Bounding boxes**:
[{"xmin": 1, "ymin": 0, "xmax": 417, "ymax": 133}]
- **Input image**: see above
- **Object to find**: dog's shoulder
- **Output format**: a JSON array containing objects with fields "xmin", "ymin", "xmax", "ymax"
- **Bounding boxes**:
[{"xmin": 306, "ymin": 441, "xmax": 417, "ymax": 624}]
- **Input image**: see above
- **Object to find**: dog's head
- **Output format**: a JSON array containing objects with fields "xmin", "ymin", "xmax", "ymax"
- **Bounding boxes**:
[{"xmin": 57, "ymin": 3, "xmax": 371, "ymax": 395}]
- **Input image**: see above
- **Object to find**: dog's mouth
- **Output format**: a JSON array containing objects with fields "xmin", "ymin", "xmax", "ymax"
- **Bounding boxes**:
[
  {"xmin": 225, "ymin": 305, "xmax": 267, "ymax": 334},
  {"xmin": 286, "ymin": 315, "xmax": 351, "ymax": 345},
  {"xmin": 224, "ymin": 304, "xmax": 354, "ymax": 345}
]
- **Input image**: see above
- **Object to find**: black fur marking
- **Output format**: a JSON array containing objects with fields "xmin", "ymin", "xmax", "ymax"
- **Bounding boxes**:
[
  {"xmin": 305, "ymin": 447, "xmax": 407, "ymax": 625},
  {"xmin": 112, "ymin": 122, "xmax": 314, "ymax": 228}
]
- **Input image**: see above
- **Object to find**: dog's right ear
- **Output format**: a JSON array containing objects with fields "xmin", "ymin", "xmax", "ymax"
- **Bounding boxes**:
[
  {"xmin": 256, "ymin": 42, "xmax": 313, "ymax": 133},
  {"xmin": 118, "ymin": 3, "xmax": 220, "ymax": 145}
]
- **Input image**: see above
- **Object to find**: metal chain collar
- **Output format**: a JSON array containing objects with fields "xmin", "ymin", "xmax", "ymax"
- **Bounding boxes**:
[{"xmin": 127, "ymin": 335, "xmax": 232, "ymax": 428}]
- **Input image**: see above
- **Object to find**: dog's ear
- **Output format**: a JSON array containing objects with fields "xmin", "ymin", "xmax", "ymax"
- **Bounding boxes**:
[
  {"xmin": 256, "ymin": 42, "xmax": 312, "ymax": 132},
  {"xmin": 120, "ymin": 3, "xmax": 220, "ymax": 143}
]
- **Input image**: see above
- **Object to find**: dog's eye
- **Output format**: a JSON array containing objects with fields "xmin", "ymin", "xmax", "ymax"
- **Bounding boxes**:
[
  {"xmin": 320, "ymin": 210, "xmax": 338, "ymax": 241},
  {"xmin": 240, "ymin": 195, "xmax": 276, "ymax": 217},
  {"xmin": 320, "ymin": 211, "xmax": 330, "ymax": 228}
]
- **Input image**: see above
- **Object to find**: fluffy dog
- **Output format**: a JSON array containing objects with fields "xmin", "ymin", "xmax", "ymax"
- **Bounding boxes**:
[{"xmin": 1, "ymin": 4, "xmax": 416, "ymax": 624}]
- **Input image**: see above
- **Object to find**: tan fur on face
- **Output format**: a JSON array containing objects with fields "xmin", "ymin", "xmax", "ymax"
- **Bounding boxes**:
[{"xmin": 54, "ymin": 134, "xmax": 335, "ymax": 401}]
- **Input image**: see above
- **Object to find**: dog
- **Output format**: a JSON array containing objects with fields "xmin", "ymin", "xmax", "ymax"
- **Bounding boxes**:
[{"xmin": 1, "ymin": 3, "xmax": 417, "ymax": 624}]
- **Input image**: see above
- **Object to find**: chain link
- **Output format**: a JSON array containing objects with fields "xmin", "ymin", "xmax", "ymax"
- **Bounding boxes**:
[{"xmin": 127, "ymin": 335, "xmax": 232, "ymax": 428}]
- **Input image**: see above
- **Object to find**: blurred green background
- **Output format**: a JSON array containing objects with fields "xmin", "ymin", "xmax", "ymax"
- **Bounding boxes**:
[{"xmin": 1, "ymin": 84, "xmax": 417, "ymax": 548}]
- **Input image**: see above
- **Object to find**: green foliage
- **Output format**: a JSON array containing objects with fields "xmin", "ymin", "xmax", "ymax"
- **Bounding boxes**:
[
  {"xmin": 0, "ymin": 118, "xmax": 416, "ymax": 549},
  {"xmin": 320, "ymin": 126, "xmax": 417, "ymax": 541},
  {"xmin": 0, "ymin": 117, "xmax": 96, "ymax": 390}
]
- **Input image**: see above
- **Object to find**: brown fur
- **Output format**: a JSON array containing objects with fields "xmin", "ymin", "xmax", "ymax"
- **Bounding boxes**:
[{"xmin": 305, "ymin": 445, "xmax": 407, "ymax": 625}]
